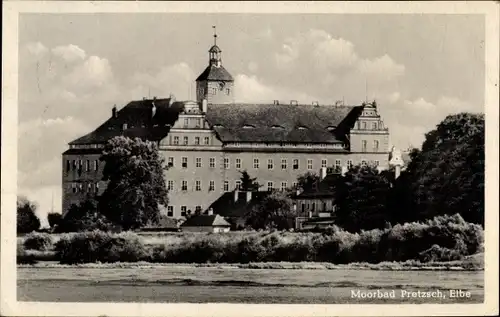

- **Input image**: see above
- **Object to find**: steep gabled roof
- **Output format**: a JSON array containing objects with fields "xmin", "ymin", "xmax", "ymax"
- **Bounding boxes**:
[
  {"xmin": 196, "ymin": 65, "xmax": 234, "ymax": 82},
  {"xmin": 69, "ymin": 98, "xmax": 184, "ymax": 145},
  {"xmin": 205, "ymin": 104, "xmax": 359, "ymax": 143},
  {"xmin": 181, "ymin": 214, "xmax": 231, "ymax": 227}
]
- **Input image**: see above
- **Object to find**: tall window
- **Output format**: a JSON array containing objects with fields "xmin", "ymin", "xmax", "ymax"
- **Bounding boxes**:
[
  {"xmin": 223, "ymin": 181, "xmax": 229, "ymax": 192},
  {"xmin": 173, "ymin": 136, "xmax": 179, "ymax": 145},
  {"xmin": 335, "ymin": 159, "xmax": 341, "ymax": 169},
  {"xmin": 66, "ymin": 160, "xmax": 71, "ymax": 172},
  {"xmin": 196, "ymin": 118, "xmax": 201, "ymax": 128},
  {"xmin": 372, "ymin": 122, "xmax": 378, "ymax": 130},
  {"xmin": 236, "ymin": 158, "xmax": 242, "ymax": 169},
  {"xmin": 307, "ymin": 159, "xmax": 313, "ymax": 170},
  {"xmin": 225, "ymin": 88, "xmax": 230, "ymax": 95},
  {"xmin": 362, "ymin": 122, "xmax": 367, "ymax": 130},
  {"xmin": 281, "ymin": 181, "xmax": 288, "ymax": 192},
  {"xmin": 182, "ymin": 157, "xmax": 188, "ymax": 168},
  {"xmin": 267, "ymin": 159, "xmax": 274, "ymax": 170},
  {"xmin": 253, "ymin": 158, "xmax": 259, "ymax": 169},
  {"xmin": 183, "ymin": 118, "xmax": 189, "ymax": 128},
  {"xmin": 195, "ymin": 157, "xmax": 202, "ymax": 168},
  {"xmin": 195, "ymin": 180, "xmax": 201, "ymax": 191},
  {"xmin": 362, "ymin": 140, "xmax": 367, "ymax": 152},
  {"xmin": 209, "ymin": 180, "xmax": 215, "ymax": 192},
  {"xmin": 85, "ymin": 160, "xmax": 90, "ymax": 172},
  {"xmin": 212, "ymin": 87, "xmax": 217, "ymax": 95},
  {"xmin": 181, "ymin": 180, "xmax": 188, "ymax": 191},
  {"xmin": 167, "ymin": 206, "xmax": 174, "ymax": 217},
  {"xmin": 181, "ymin": 206, "xmax": 187, "ymax": 217},
  {"xmin": 373, "ymin": 140, "xmax": 379, "ymax": 152},
  {"xmin": 95, "ymin": 182, "xmax": 99, "ymax": 193},
  {"xmin": 321, "ymin": 159, "xmax": 327, "ymax": 168},
  {"xmin": 281, "ymin": 158, "xmax": 287, "ymax": 170},
  {"xmin": 347, "ymin": 160, "xmax": 353, "ymax": 169},
  {"xmin": 183, "ymin": 136, "xmax": 189, "ymax": 145},
  {"xmin": 235, "ymin": 180, "xmax": 242, "ymax": 190},
  {"xmin": 194, "ymin": 137, "xmax": 200, "ymax": 145},
  {"xmin": 209, "ymin": 157, "xmax": 216, "ymax": 168},
  {"xmin": 267, "ymin": 181, "xmax": 274, "ymax": 192},
  {"xmin": 293, "ymin": 159, "xmax": 299, "ymax": 170},
  {"xmin": 168, "ymin": 157, "xmax": 174, "ymax": 167},
  {"xmin": 167, "ymin": 180, "xmax": 174, "ymax": 190},
  {"xmin": 224, "ymin": 157, "xmax": 229, "ymax": 169},
  {"xmin": 94, "ymin": 160, "xmax": 99, "ymax": 171},
  {"xmin": 204, "ymin": 137, "xmax": 210, "ymax": 145}
]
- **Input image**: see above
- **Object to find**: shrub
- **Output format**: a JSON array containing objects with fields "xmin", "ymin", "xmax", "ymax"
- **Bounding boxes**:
[
  {"xmin": 55, "ymin": 230, "xmax": 149, "ymax": 264},
  {"xmin": 23, "ymin": 232, "xmax": 54, "ymax": 251}
]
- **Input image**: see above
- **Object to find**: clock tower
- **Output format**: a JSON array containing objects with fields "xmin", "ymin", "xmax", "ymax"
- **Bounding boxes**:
[{"xmin": 196, "ymin": 26, "xmax": 234, "ymax": 105}]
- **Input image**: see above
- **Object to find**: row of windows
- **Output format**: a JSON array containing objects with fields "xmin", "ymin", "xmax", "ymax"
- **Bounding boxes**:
[
  {"xmin": 172, "ymin": 136, "xmax": 211, "ymax": 146},
  {"xmin": 167, "ymin": 179, "xmax": 299, "ymax": 193},
  {"xmin": 167, "ymin": 205, "xmax": 203, "ymax": 217},
  {"xmin": 182, "ymin": 118, "xmax": 204, "ymax": 129},
  {"xmin": 357, "ymin": 121, "xmax": 381, "ymax": 130},
  {"xmin": 361, "ymin": 140, "xmax": 380, "ymax": 152},
  {"xmin": 66, "ymin": 160, "xmax": 99, "ymax": 173},
  {"xmin": 168, "ymin": 157, "xmax": 351, "ymax": 170},
  {"xmin": 69, "ymin": 182, "xmax": 99, "ymax": 194},
  {"xmin": 199, "ymin": 87, "xmax": 231, "ymax": 96}
]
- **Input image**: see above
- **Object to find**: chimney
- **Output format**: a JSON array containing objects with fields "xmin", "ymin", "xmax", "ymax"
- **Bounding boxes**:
[
  {"xmin": 112, "ymin": 105, "xmax": 117, "ymax": 118},
  {"xmin": 207, "ymin": 208, "xmax": 214, "ymax": 216},
  {"xmin": 151, "ymin": 101, "xmax": 157, "ymax": 118},
  {"xmin": 202, "ymin": 99, "xmax": 208, "ymax": 113},
  {"xmin": 234, "ymin": 189, "xmax": 239, "ymax": 203},
  {"xmin": 246, "ymin": 191, "xmax": 252, "ymax": 203},
  {"xmin": 273, "ymin": 100, "xmax": 279, "ymax": 105},
  {"xmin": 169, "ymin": 94, "xmax": 176, "ymax": 107},
  {"xmin": 320, "ymin": 167, "xmax": 327, "ymax": 180},
  {"xmin": 290, "ymin": 100, "xmax": 298, "ymax": 106}
]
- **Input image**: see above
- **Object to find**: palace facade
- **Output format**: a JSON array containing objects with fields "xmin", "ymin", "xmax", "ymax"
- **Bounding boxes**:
[{"xmin": 62, "ymin": 34, "xmax": 391, "ymax": 218}]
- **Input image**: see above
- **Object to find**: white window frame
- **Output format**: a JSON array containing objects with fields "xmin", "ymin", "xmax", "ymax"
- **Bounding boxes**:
[
  {"xmin": 167, "ymin": 180, "xmax": 174, "ymax": 190},
  {"xmin": 293, "ymin": 159, "xmax": 299, "ymax": 170},
  {"xmin": 195, "ymin": 157, "xmax": 202, "ymax": 168},
  {"xmin": 267, "ymin": 181, "xmax": 274, "ymax": 192},
  {"xmin": 267, "ymin": 158, "xmax": 274, "ymax": 170},
  {"xmin": 253, "ymin": 158, "xmax": 259, "ymax": 169},
  {"xmin": 204, "ymin": 137, "xmax": 210, "ymax": 145},
  {"xmin": 195, "ymin": 180, "xmax": 202, "ymax": 191},
  {"xmin": 224, "ymin": 157, "xmax": 230, "ymax": 169},
  {"xmin": 173, "ymin": 136, "xmax": 179, "ymax": 145},
  {"xmin": 236, "ymin": 158, "xmax": 242, "ymax": 169},
  {"xmin": 168, "ymin": 157, "xmax": 174, "ymax": 167},
  {"xmin": 321, "ymin": 159, "xmax": 327, "ymax": 168},
  {"xmin": 209, "ymin": 180, "xmax": 215, "ymax": 191},
  {"xmin": 183, "ymin": 136, "xmax": 189, "ymax": 145},
  {"xmin": 281, "ymin": 181, "xmax": 287, "ymax": 191},
  {"xmin": 223, "ymin": 181, "xmax": 229, "ymax": 192},
  {"xmin": 307, "ymin": 159, "xmax": 313, "ymax": 170},
  {"xmin": 209, "ymin": 157, "xmax": 216, "ymax": 168},
  {"xmin": 182, "ymin": 157, "xmax": 188, "ymax": 168},
  {"xmin": 181, "ymin": 180, "xmax": 188, "ymax": 191},
  {"xmin": 281, "ymin": 158, "xmax": 287, "ymax": 170},
  {"xmin": 194, "ymin": 137, "xmax": 200, "ymax": 145}
]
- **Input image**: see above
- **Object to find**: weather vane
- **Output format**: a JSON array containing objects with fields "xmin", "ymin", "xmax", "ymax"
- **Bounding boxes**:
[{"xmin": 212, "ymin": 25, "xmax": 217, "ymax": 45}]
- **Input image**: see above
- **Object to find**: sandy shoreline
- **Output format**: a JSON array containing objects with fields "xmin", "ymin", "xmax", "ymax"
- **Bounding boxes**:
[{"xmin": 17, "ymin": 255, "xmax": 483, "ymax": 271}]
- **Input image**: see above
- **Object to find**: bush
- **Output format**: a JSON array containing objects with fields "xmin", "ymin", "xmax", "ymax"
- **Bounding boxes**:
[
  {"xmin": 55, "ymin": 230, "xmax": 149, "ymax": 264},
  {"xmin": 51, "ymin": 214, "xmax": 483, "ymax": 264},
  {"xmin": 23, "ymin": 232, "xmax": 53, "ymax": 251}
]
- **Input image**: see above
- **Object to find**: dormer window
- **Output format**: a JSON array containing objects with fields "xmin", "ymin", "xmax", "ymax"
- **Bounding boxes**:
[
  {"xmin": 271, "ymin": 125, "xmax": 284, "ymax": 129},
  {"xmin": 213, "ymin": 124, "xmax": 224, "ymax": 128},
  {"xmin": 297, "ymin": 126, "xmax": 307, "ymax": 130},
  {"xmin": 243, "ymin": 124, "xmax": 255, "ymax": 129},
  {"xmin": 326, "ymin": 126, "xmax": 336, "ymax": 131}
]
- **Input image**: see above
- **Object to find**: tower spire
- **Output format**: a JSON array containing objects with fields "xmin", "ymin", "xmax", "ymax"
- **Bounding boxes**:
[{"xmin": 213, "ymin": 25, "xmax": 217, "ymax": 46}]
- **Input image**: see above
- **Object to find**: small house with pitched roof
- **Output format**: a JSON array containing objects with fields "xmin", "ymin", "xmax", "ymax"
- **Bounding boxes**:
[{"xmin": 180, "ymin": 211, "xmax": 231, "ymax": 233}]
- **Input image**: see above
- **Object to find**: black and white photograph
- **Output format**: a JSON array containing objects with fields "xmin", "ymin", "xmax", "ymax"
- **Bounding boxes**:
[{"xmin": 1, "ymin": 1, "xmax": 498, "ymax": 316}]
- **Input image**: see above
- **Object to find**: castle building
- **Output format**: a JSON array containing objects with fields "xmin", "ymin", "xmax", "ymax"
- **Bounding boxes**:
[{"xmin": 62, "ymin": 31, "xmax": 391, "ymax": 218}]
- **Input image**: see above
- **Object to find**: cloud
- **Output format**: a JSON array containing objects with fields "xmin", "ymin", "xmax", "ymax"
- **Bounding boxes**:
[
  {"xmin": 129, "ymin": 62, "xmax": 195, "ymax": 100},
  {"xmin": 234, "ymin": 74, "xmax": 319, "ymax": 103},
  {"xmin": 64, "ymin": 55, "xmax": 114, "ymax": 92},
  {"xmin": 52, "ymin": 44, "xmax": 86, "ymax": 62},
  {"xmin": 26, "ymin": 42, "xmax": 48, "ymax": 57}
]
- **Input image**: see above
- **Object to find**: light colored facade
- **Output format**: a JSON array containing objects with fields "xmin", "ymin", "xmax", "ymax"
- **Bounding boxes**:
[{"xmin": 62, "ymin": 33, "xmax": 392, "ymax": 219}]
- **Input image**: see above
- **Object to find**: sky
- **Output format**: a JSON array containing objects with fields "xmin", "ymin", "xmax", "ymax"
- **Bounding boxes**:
[{"xmin": 17, "ymin": 13, "xmax": 485, "ymax": 223}]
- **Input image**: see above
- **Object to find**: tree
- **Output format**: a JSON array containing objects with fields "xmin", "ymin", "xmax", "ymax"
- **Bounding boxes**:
[
  {"xmin": 401, "ymin": 113, "xmax": 484, "ymax": 225},
  {"xmin": 56, "ymin": 198, "xmax": 115, "ymax": 232},
  {"xmin": 99, "ymin": 136, "xmax": 169, "ymax": 230},
  {"xmin": 17, "ymin": 196, "xmax": 40, "ymax": 233},
  {"xmin": 296, "ymin": 172, "xmax": 320, "ymax": 192},
  {"xmin": 239, "ymin": 170, "xmax": 261, "ymax": 191},
  {"xmin": 335, "ymin": 165, "xmax": 392, "ymax": 232},
  {"xmin": 47, "ymin": 213, "xmax": 62, "ymax": 229},
  {"xmin": 244, "ymin": 191, "xmax": 297, "ymax": 230}
]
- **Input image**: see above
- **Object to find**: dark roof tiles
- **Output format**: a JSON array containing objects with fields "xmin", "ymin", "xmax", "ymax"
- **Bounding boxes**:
[{"xmin": 196, "ymin": 65, "xmax": 234, "ymax": 81}]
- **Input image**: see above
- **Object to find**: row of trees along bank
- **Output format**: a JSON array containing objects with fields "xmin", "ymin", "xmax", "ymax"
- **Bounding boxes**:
[{"xmin": 17, "ymin": 112, "xmax": 484, "ymax": 234}]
